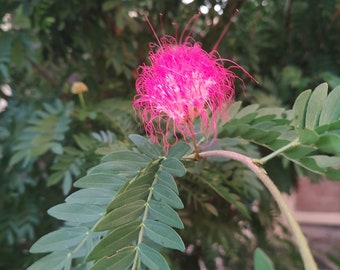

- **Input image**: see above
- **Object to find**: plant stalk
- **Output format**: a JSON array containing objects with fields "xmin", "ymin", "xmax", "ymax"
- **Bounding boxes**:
[
  {"xmin": 78, "ymin": 93, "xmax": 86, "ymax": 108},
  {"xmin": 190, "ymin": 150, "xmax": 318, "ymax": 270},
  {"xmin": 258, "ymin": 138, "xmax": 300, "ymax": 165}
]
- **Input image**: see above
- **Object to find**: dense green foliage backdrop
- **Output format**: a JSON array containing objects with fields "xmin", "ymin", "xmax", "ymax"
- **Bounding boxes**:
[{"xmin": 0, "ymin": 0, "xmax": 339, "ymax": 269}]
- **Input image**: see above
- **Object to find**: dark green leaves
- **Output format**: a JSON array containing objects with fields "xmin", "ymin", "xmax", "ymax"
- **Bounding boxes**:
[{"xmin": 9, "ymin": 100, "xmax": 73, "ymax": 167}]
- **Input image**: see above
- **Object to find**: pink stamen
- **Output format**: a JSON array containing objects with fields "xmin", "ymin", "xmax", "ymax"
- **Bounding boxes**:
[{"xmin": 133, "ymin": 14, "xmax": 254, "ymax": 153}]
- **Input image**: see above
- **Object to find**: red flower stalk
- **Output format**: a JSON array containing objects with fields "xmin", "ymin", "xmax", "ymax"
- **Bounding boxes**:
[{"xmin": 133, "ymin": 13, "xmax": 253, "ymax": 153}]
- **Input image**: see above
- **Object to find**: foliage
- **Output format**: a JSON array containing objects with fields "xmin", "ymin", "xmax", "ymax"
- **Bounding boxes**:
[
  {"xmin": 220, "ymin": 83, "xmax": 340, "ymax": 180},
  {"xmin": 1, "ymin": 0, "xmax": 339, "ymax": 269},
  {"xmin": 26, "ymin": 83, "xmax": 340, "ymax": 270},
  {"xmin": 28, "ymin": 135, "xmax": 188, "ymax": 270}
]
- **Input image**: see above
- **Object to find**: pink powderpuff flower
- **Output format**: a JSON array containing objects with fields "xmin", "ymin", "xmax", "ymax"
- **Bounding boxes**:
[{"xmin": 133, "ymin": 14, "xmax": 253, "ymax": 153}]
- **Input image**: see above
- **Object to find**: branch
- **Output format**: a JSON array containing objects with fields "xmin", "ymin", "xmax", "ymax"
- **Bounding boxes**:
[{"xmin": 187, "ymin": 150, "xmax": 318, "ymax": 270}]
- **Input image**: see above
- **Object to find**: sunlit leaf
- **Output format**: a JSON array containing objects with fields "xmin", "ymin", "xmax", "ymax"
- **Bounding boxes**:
[
  {"xmin": 319, "ymin": 85, "xmax": 340, "ymax": 125},
  {"xmin": 305, "ymin": 82, "xmax": 328, "ymax": 129},
  {"xmin": 292, "ymin": 89, "xmax": 311, "ymax": 130}
]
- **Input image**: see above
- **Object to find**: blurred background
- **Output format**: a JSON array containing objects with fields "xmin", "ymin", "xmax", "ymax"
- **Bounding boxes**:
[{"xmin": 0, "ymin": 0, "xmax": 339, "ymax": 269}]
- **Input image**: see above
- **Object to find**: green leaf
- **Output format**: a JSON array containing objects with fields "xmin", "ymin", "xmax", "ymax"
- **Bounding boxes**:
[
  {"xmin": 50, "ymin": 142, "xmax": 63, "ymax": 154},
  {"xmin": 139, "ymin": 243, "xmax": 170, "ymax": 270},
  {"xmin": 161, "ymin": 157, "xmax": 186, "ymax": 177},
  {"xmin": 283, "ymin": 145, "xmax": 315, "ymax": 160},
  {"xmin": 298, "ymin": 129, "xmax": 319, "ymax": 144},
  {"xmin": 101, "ymin": 151, "xmax": 152, "ymax": 167},
  {"xmin": 94, "ymin": 200, "xmax": 145, "ymax": 231},
  {"xmin": 87, "ymin": 220, "xmax": 140, "ymax": 261},
  {"xmin": 106, "ymin": 185, "xmax": 149, "ymax": 212},
  {"xmin": 167, "ymin": 141, "xmax": 192, "ymax": 159},
  {"xmin": 308, "ymin": 155, "xmax": 340, "ymax": 168},
  {"xmin": 157, "ymin": 170, "xmax": 179, "ymax": 194},
  {"xmin": 227, "ymin": 101, "xmax": 242, "ymax": 119},
  {"xmin": 30, "ymin": 227, "xmax": 89, "ymax": 253},
  {"xmin": 292, "ymin": 89, "xmax": 312, "ymax": 130},
  {"xmin": 102, "ymin": 1, "xmax": 118, "ymax": 11},
  {"xmin": 90, "ymin": 247, "xmax": 135, "ymax": 270},
  {"xmin": 202, "ymin": 179, "xmax": 250, "ymax": 219},
  {"xmin": 88, "ymin": 161, "xmax": 140, "ymax": 177},
  {"xmin": 129, "ymin": 134, "xmax": 163, "ymax": 158},
  {"xmin": 254, "ymin": 248, "xmax": 275, "ymax": 270},
  {"xmin": 235, "ymin": 104, "xmax": 260, "ymax": 119},
  {"xmin": 126, "ymin": 170, "xmax": 158, "ymax": 190},
  {"xmin": 27, "ymin": 250, "xmax": 70, "ymax": 270},
  {"xmin": 48, "ymin": 203, "xmax": 103, "ymax": 223},
  {"xmin": 319, "ymin": 85, "xmax": 340, "ymax": 125},
  {"xmin": 144, "ymin": 220, "xmax": 185, "ymax": 251},
  {"xmin": 153, "ymin": 183, "xmax": 184, "ymax": 209},
  {"xmin": 9, "ymin": 100, "xmax": 73, "ymax": 166},
  {"xmin": 315, "ymin": 133, "xmax": 340, "ymax": 154},
  {"xmin": 74, "ymin": 173, "xmax": 126, "ymax": 190},
  {"xmin": 65, "ymin": 188, "xmax": 113, "ymax": 205},
  {"xmin": 305, "ymin": 82, "xmax": 328, "ymax": 129},
  {"xmin": 148, "ymin": 200, "xmax": 184, "ymax": 229}
]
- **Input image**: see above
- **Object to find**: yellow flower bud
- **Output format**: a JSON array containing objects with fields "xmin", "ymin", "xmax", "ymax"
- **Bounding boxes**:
[{"xmin": 71, "ymin": 82, "xmax": 88, "ymax": 94}]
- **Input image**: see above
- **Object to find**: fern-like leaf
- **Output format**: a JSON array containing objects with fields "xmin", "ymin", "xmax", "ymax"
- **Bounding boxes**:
[
  {"xmin": 9, "ymin": 100, "xmax": 73, "ymax": 167},
  {"xmin": 28, "ymin": 135, "xmax": 190, "ymax": 270}
]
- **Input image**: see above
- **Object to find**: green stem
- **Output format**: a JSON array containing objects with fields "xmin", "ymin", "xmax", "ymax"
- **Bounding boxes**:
[
  {"xmin": 257, "ymin": 138, "xmax": 300, "ymax": 164},
  {"xmin": 78, "ymin": 93, "xmax": 86, "ymax": 108},
  {"xmin": 131, "ymin": 163, "xmax": 160, "ymax": 270},
  {"xmin": 189, "ymin": 150, "xmax": 318, "ymax": 270}
]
